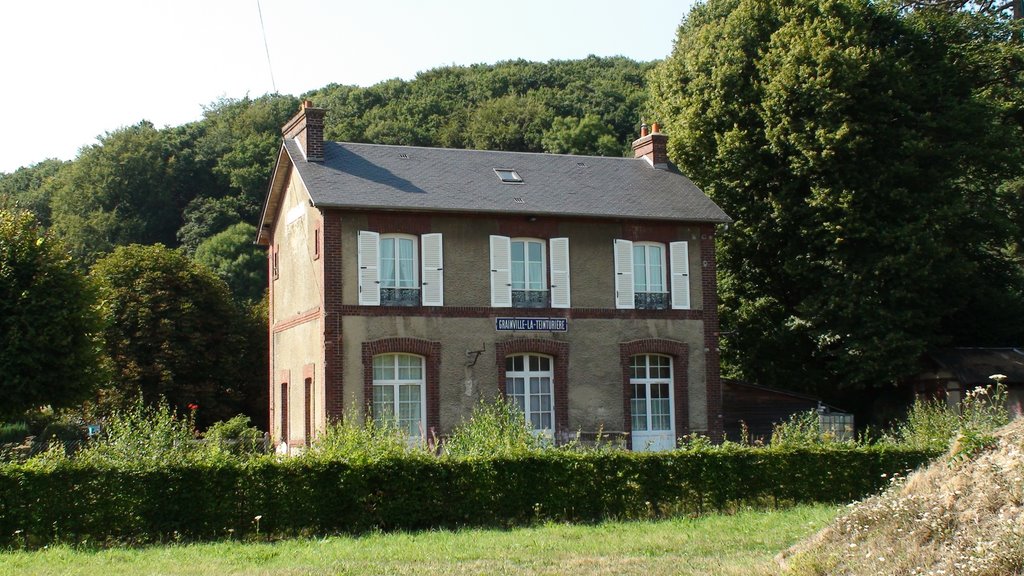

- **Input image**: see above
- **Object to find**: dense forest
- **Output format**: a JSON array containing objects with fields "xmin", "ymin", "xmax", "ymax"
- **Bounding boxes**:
[
  {"xmin": 2, "ymin": 0, "xmax": 1023, "ymax": 430},
  {"xmin": 0, "ymin": 57, "xmax": 652, "ymax": 428}
]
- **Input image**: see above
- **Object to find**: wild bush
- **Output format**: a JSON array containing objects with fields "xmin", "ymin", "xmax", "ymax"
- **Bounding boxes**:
[
  {"xmin": 301, "ymin": 411, "xmax": 426, "ymax": 463},
  {"xmin": 202, "ymin": 415, "xmax": 265, "ymax": 457},
  {"xmin": 443, "ymin": 398, "xmax": 545, "ymax": 458}
]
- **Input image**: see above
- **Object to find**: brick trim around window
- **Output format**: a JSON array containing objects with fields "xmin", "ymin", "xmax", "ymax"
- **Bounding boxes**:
[
  {"xmin": 619, "ymin": 339, "xmax": 689, "ymax": 450},
  {"xmin": 495, "ymin": 338, "xmax": 570, "ymax": 436},
  {"xmin": 361, "ymin": 338, "xmax": 442, "ymax": 437}
]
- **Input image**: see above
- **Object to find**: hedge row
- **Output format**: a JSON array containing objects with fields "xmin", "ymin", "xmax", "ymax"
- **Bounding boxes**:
[{"xmin": 0, "ymin": 446, "xmax": 937, "ymax": 547}]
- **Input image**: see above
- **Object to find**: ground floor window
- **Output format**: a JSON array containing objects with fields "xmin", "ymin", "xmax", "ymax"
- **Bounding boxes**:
[
  {"xmin": 630, "ymin": 354, "xmax": 675, "ymax": 451},
  {"xmin": 505, "ymin": 354, "xmax": 554, "ymax": 433},
  {"xmin": 372, "ymin": 353, "xmax": 425, "ymax": 437}
]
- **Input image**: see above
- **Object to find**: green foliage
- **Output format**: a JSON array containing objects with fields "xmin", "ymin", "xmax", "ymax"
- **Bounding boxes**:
[
  {"xmin": 48, "ymin": 122, "xmax": 196, "ymax": 266},
  {"xmin": 0, "ymin": 422, "xmax": 29, "ymax": 445},
  {"xmin": 0, "ymin": 444, "xmax": 935, "ymax": 547},
  {"xmin": 542, "ymin": 115, "xmax": 623, "ymax": 156},
  {"xmin": 0, "ymin": 209, "xmax": 104, "ymax": 419},
  {"xmin": 177, "ymin": 195, "xmax": 255, "ymax": 255},
  {"xmin": 770, "ymin": 410, "xmax": 850, "ymax": 447},
  {"xmin": 0, "ymin": 159, "xmax": 68, "ymax": 227},
  {"xmin": 302, "ymin": 412, "xmax": 425, "ymax": 464},
  {"xmin": 308, "ymin": 56, "xmax": 651, "ymax": 152},
  {"xmin": 443, "ymin": 398, "xmax": 545, "ymax": 458},
  {"xmin": 465, "ymin": 94, "xmax": 554, "ymax": 152},
  {"xmin": 193, "ymin": 222, "xmax": 265, "ymax": 303},
  {"xmin": 648, "ymin": 0, "xmax": 1024, "ymax": 393},
  {"xmin": 201, "ymin": 415, "xmax": 265, "ymax": 458},
  {"xmin": 66, "ymin": 399, "xmax": 198, "ymax": 467},
  {"xmin": 89, "ymin": 244, "xmax": 250, "ymax": 426},
  {"xmin": 891, "ymin": 398, "xmax": 958, "ymax": 452},
  {"xmin": 892, "ymin": 381, "xmax": 1010, "ymax": 462}
]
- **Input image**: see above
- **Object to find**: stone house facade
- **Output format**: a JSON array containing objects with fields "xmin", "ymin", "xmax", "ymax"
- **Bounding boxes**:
[{"xmin": 257, "ymin": 101, "xmax": 731, "ymax": 453}]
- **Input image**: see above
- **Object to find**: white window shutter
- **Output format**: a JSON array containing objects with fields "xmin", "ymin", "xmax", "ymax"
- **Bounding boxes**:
[
  {"xmin": 490, "ymin": 235, "xmax": 512, "ymax": 307},
  {"xmin": 421, "ymin": 233, "xmax": 444, "ymax": 306},
  {"xmin": 358, "ymin": 231, "xmax": 380, "ymax": 306},
  {"xmin": 670, "ymin": 241, "xmax": 691, "ymax": 310},
  {"xmin": 549, "ymin": 237, "xmax": 570, "ymax": 308},
  {"xmin": 614, "ymin": 239, "xmax": 635, "ymax": 309}
]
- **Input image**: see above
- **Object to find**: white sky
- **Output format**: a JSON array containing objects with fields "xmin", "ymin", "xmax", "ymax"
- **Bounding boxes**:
[{"xmin": 0, "ymin": 0, "xmax": 693, "ymax": 174}]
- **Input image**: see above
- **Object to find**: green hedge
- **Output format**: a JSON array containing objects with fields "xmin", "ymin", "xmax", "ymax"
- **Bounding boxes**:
[{"xmin": 0, "ymin": 446, "xmax": 937, "ymax": 547}]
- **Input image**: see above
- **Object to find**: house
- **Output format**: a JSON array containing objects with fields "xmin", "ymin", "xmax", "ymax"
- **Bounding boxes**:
[
  {"xmin": 256, "ymin": 101, "xmax": 731, "ymax": 453},
  {"xmin": 906, "ymin": 348, "xmax": 1024, "ymax": 419}
]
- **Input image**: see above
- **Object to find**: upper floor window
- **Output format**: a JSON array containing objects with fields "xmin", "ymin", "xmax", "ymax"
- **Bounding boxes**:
[
  {"xmin": 358, "ymin": 231, "xmax": 443, "ymax": 307},
  {"xmin": 490, "ymin": 235, "xmax": 570, "ymax": 309},
  {"xmin": 614, "ymin": 239, "xmax": 690, "ymax": 310},
  {"xmin": 633, "ymin": 242, "xmax": 667, "ymax": 310},
  {"xmin": 380, "ymin": 234, "xmax": 419, "ymax": 306},
  {"xmin": 511, "ymin": 239, "xmax": 547, "ymax": 308}
]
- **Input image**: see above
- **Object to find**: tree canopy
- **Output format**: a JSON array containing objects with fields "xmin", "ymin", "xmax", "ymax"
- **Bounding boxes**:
[
  {"xmin": 649, "ymin": 0, "xmax": 1024, "ymax": 395},
  {"xmin": 0, "ymin": 209, "xmax": 104, "ymax": 418},
  {"xmin": 90, "ymin": 244, "xmax": 255, "ymax": 426}
]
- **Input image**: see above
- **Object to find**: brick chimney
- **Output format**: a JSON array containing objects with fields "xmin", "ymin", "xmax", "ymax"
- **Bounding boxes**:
[
  {"xmin": 631, "ymin": 122, "xmax": 669, "ymax": 169},
  {"xmin": 282, "ymin": 100, "xmax": 325, "ymax": 162}
]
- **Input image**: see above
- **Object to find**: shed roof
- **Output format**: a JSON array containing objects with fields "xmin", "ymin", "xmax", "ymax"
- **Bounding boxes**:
[{"xmin": 924, "ymin": 348, "xmax": 1024, "ymax": 386}]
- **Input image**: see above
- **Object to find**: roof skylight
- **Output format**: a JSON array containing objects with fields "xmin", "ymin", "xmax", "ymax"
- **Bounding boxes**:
[{"xmin": 494, "ymin": 168, "xmax": 523, "ymax": 183}]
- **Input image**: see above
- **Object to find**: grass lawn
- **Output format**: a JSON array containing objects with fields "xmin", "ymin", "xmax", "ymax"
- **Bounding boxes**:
[{"xmin": 0, "ymin": 504, "xmax": 839, "ymax": 576}]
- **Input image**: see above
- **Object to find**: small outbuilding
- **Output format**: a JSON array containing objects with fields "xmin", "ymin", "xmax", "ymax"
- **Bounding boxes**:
[{"xmin": 907, "ymin": 347, "xmax": 1024, "ymax": 419}]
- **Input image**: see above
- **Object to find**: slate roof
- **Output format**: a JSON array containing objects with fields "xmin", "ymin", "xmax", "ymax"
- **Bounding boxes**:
[{"xmin": 281, "ymin": 139, "xmax": 730, "ymax": 223}]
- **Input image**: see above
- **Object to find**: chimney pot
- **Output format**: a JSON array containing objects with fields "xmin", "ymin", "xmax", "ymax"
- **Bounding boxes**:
[
  {"xmin": 631, "ymin": 121, "xmax": 669, "ymax": 170},
  {"xmin": 282, "ymin": 101, "xmax": 325, "ymax": 162}
]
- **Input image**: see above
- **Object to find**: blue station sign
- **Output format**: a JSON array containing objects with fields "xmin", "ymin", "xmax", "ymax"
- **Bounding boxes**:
[{"xmin": 495, "ymin": 317, "xmax": 568, "ymax": 332}]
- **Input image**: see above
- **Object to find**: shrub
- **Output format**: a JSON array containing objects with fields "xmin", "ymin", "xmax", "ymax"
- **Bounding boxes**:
[
  {"xmin": 443, "ymin": 398, "xmax": 545, "ymax": 458},
  {"xmin": 893, "ymin": 379, "xmax": 1010, "ymax": 461},
  {"xmin": 0, "ymin": 443, "xmax": 938, "ymax": 548},
  {"xmin": 302, "ymin": 411, "xmax": 425, "ymax": 463},
  {"xmin": 67, "ymin": 398, "xmax": 198, "ymax": 467},
  {"xmin": 202, "ymin": 415, "xmax": 265, "ymax": 458},
  {"xmin": 0, "ymin": 422, "xmax": 29, "ymax": 445},
  {"xmin": 771, "ymin": 410, "xmax": 846, "ymax": 447}
]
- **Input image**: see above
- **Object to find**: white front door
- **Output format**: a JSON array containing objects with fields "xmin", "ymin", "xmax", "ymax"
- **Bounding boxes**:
[{"xmin": 630, "ymin": 354, "xmax": 675, "ymax": 451}]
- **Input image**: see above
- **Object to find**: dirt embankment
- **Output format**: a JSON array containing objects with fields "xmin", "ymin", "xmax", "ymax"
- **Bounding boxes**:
[{"xmin": 778, "ymin": 419, "xmax": 1024, "ymax": 575}]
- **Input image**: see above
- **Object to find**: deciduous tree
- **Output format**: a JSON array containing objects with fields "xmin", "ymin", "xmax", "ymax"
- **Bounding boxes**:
[
  {"xmin": 649, "ymin": 0, "xmax": 1024, "ymax": 394},
  {"xmin": 0, "ymin": 209, "xmax": 103, "ymax": 418}
]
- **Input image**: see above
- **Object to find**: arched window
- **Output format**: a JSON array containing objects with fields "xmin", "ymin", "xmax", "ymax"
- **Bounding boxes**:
[
  {"xmin": 372, "ymin": 353, "xmax": 426, "ymax": 437},
  {"xmin": 505, "ymin": 353, "xmax": 554, "ymax": 433},
  {"xmin": 630, "ymin": 354, "xmax": 675, "ymax": 451}
]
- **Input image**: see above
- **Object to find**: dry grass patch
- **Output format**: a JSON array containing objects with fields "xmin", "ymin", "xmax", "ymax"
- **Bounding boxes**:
[{"xmin": 780, "ymin": 418, "xmax": 1024, "ymax": 576}]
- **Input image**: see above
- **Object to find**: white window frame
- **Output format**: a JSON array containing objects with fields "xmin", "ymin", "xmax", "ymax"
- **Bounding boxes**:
[
  {"xmin": 633, "ymin": 242, "xmax": 667, "ymax": 295},
  {"xmin": 629, "ymin": 354, "xmax": 675, "ymax": 452},
  {"xmin": 359, "ymin": 231, "xmax": 444, "ymax": 307},
  {"xmin": 505, "ymin": 353, "xmax": 555, "ymax": 435},
  {"xmin": 510, "ymin": 238, "xmax": 547, "ymax": 292},
  {"xmin": 615, "ymin": 239, "xmax": 691, "ymax": 310},
  {"xmin": 490, "ymin": 236, "xmax": 570, "ymax": 308},
  {"xmin": 372, "ymin": 353, "xmax": 427, "ymax": 439},
  {"xmin": 379, "ymin": 233, "xmax": 418, "ymax": 289}
]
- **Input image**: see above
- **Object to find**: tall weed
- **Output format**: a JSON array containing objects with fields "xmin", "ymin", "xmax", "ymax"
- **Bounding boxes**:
[
  {"xmin": 443, "ymin": 398, "xmax": 545, "ymax": 458},
  {"xmin": 302, "ymin": 410, "xmax": 424, "ymax": 463},
  {"xmin": 770, "ymin": 410, "xmax": 849, "ymax": 447}
]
